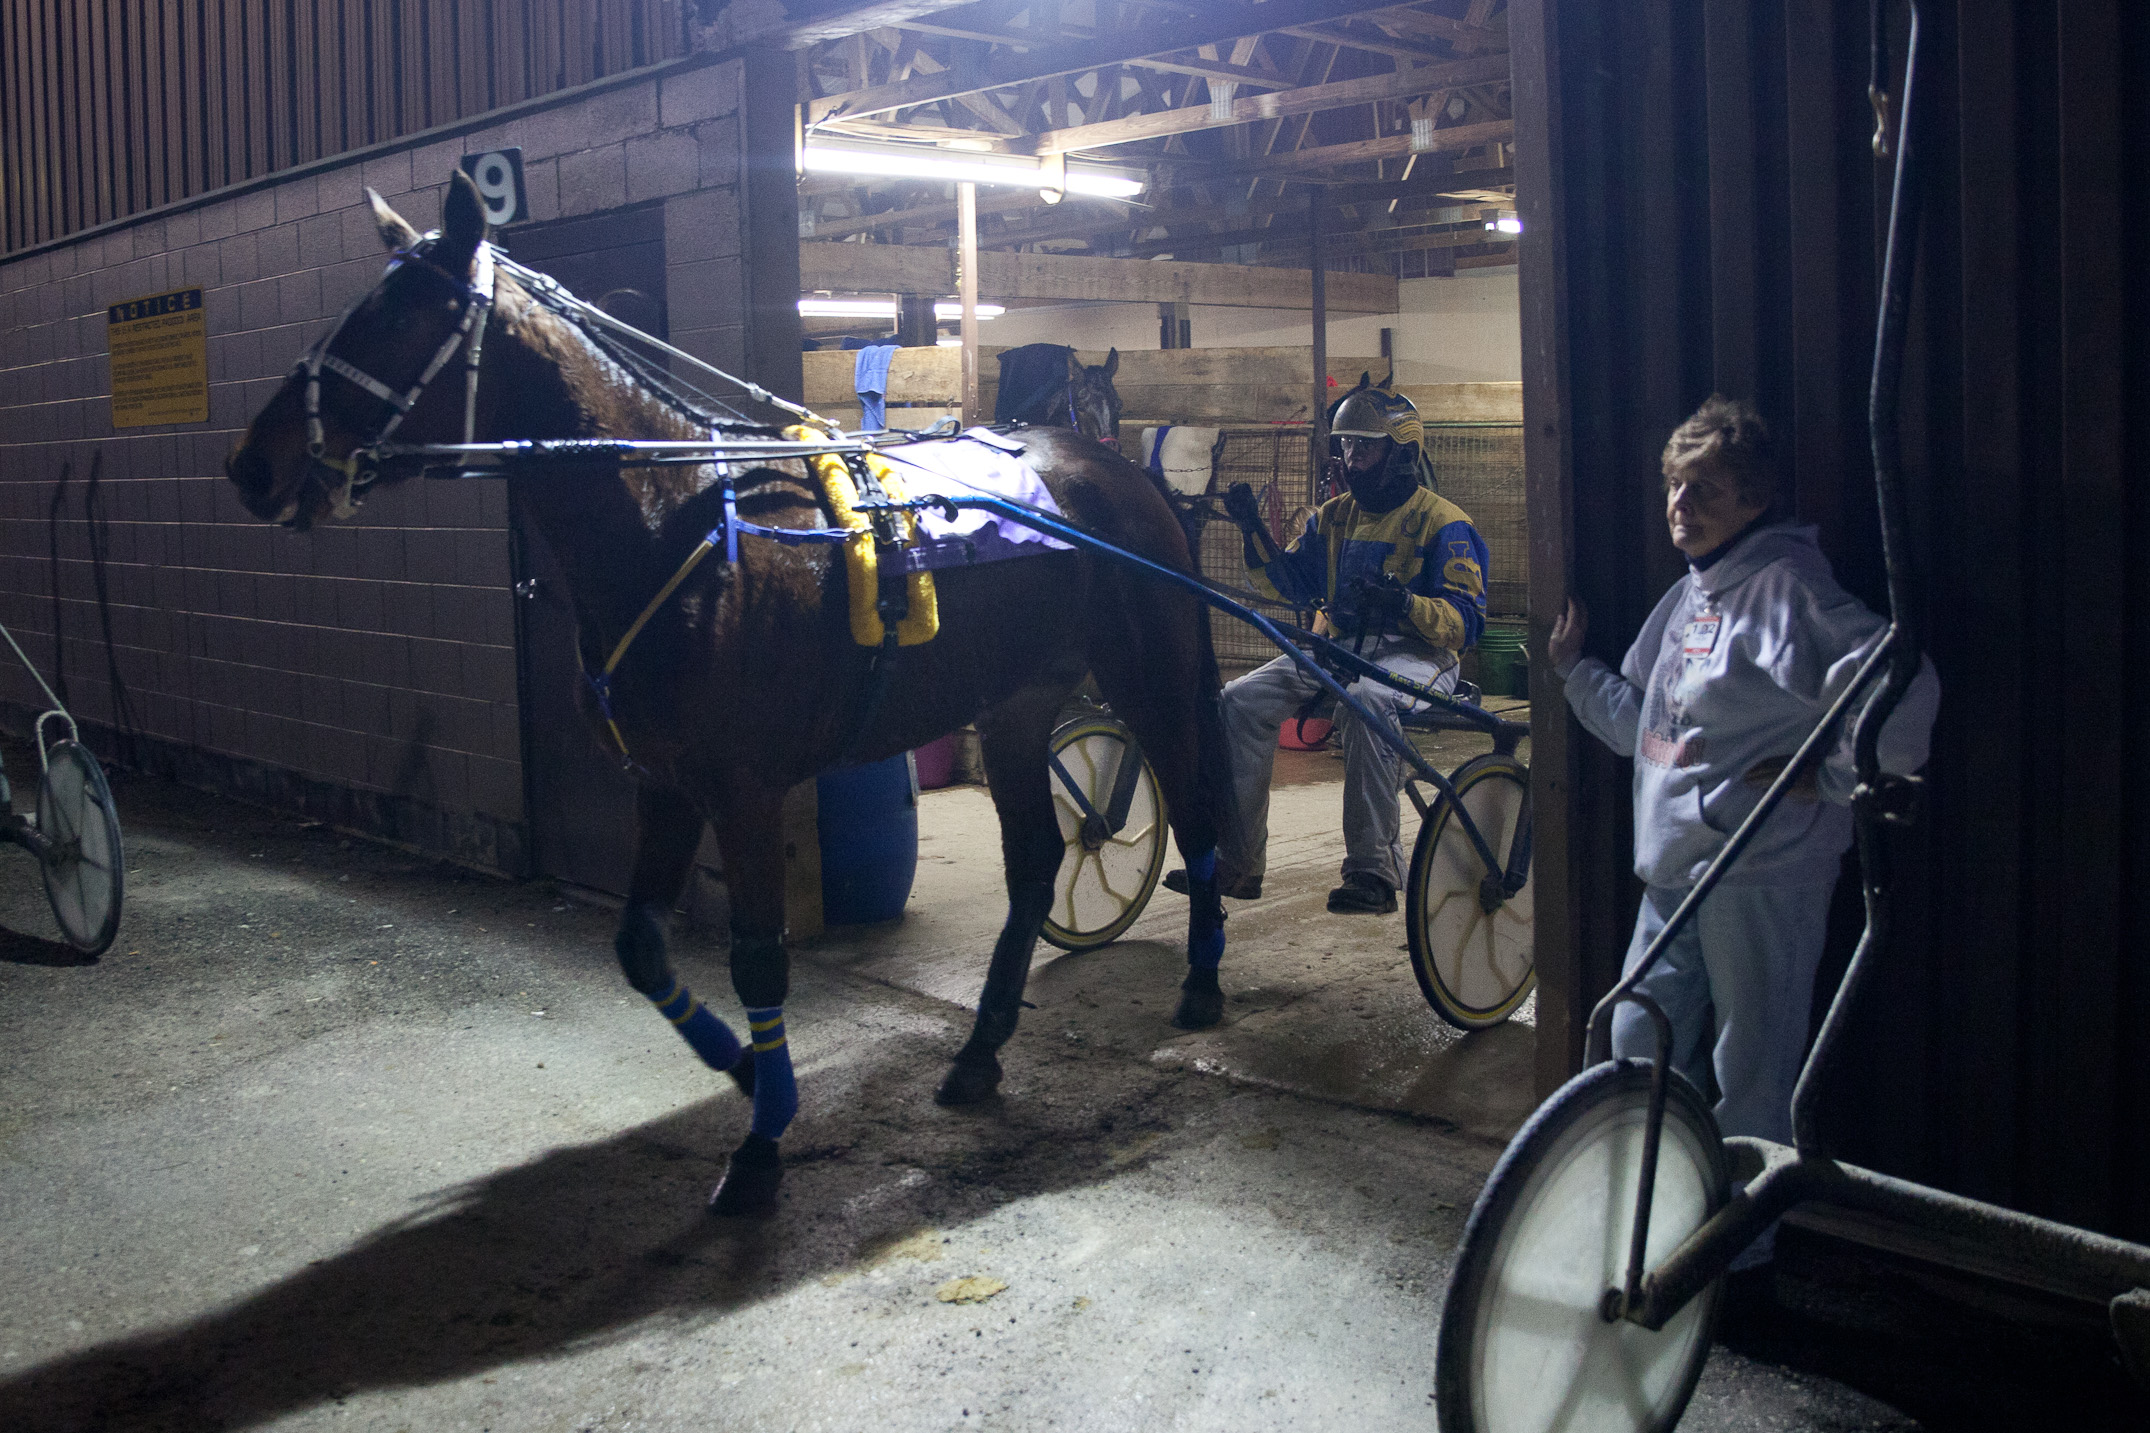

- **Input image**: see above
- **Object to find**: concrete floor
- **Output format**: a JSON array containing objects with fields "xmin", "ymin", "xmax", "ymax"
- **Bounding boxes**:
[{"xmin": 0, "ymin": 737, "xmax": 2140, "ymax": 1431}]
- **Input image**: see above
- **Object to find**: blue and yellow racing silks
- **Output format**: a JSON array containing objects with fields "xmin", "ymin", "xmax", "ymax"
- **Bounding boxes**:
[{"xmin": 1246, "ymin": 486, "xmax": 1489, "ymax": 652}]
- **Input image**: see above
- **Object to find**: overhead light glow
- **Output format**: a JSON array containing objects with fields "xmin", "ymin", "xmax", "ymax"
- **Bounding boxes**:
[
  {"xmin": 1484, "ymin": 216, "xmax": 1523, "ymax": 235},
  {"xmin": 801, "ymin": 141, "xmax": 1145, "ymax": 198},
  {"xmin": 797, "ymin": 297, "xmax": 1003, "ymax": 320},
  {"xmin": 797, "ymin": 297, "xmax": 900, "ymax": 318}
]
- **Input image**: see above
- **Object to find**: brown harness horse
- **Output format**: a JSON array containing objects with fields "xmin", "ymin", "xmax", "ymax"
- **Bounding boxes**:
[
  {"xmin": 224, "ymin": 172, "xmax": 1237, "ymax": 1217},
  {"xmin": 993, "ymin": 342, "xmax": 1122, "ymax": 450}
]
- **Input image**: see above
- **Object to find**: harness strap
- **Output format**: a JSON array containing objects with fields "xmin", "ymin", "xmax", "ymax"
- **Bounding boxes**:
[
  {"xmin": 590, "ymin": 465, "xmax": 856, "ymax": 762},
  {"xmin": 318, "ymin": 353, "xmax": 413, "ymax": 409},
  {"xmin": 591, "ymin": 533, "xmax": 724, "ymax": 761}
]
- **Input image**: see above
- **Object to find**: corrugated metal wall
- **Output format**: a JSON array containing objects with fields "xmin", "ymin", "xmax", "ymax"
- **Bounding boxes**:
[
  {"xmin": 0, "ymin": 0, "xmax": 687, "ymax": 254},
  {"xmin": 1516, "ymin": 0, "xmax": 2150, "ymax": 1241}
]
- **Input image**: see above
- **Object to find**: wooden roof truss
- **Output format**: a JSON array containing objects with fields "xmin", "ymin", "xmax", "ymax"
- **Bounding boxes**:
[{"xmin": 796, "ymin": 0, "xmax": 1515, "ymax": 283}]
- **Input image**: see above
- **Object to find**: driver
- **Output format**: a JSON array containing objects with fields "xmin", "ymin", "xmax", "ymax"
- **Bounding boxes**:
[{"xmin": 1173, "ymin": 385, "xmax": 1489, "ymax": 914}]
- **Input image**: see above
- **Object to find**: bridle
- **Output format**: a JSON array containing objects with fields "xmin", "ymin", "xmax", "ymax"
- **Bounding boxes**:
[
  {"xmin": 1002, "ymin": 364, "xmax": 1118, "ymax": 448},
  {"xmin": 297, "ymin": 233, "xmax": 495, "ymax": 516},
  {"xmin": 1072, "ymin": 375, "xmax": 1120, "ymax": 450}
]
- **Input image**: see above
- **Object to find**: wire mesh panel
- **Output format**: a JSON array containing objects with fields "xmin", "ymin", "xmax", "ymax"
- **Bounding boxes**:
[
  {"xmin": 1182, "ymin": 421, "xmax": 1530, "ymax": 665},
  {"xmin": 1426, "ymin": 425, "xmax": 1528, "ymax": 617},
  {"xmin": 1198, "ymin": 425, "xmax": 1316, "ymax": 667}
]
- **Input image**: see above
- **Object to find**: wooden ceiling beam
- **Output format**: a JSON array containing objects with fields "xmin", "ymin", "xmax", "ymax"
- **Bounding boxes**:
[
  {"xmin": 975, "ymin": 171, "xmax": 1510, "ymax": 249},
  {"xmin": 799, "ymin": 241, "xmax": 1401, "ymax": 310},
  {"xmin": 1125, "ymin": 209, "xmax": 1493, "ymax": 258},
  {"xmin": 1028, "ymin": 51, "xmax": 1506, "ymax": 154},
  {"xmin": 811, "ymin": 192, "xmax": 1125, "ymax": 241},
  {"xmin": 1276, "ymin": 21, "xmax": 1454, "ymax": 62},
  {"xmin": 1186, "ymin": 117, "xmax": 1513, "ymax": 176},
  {"xmin": 1123, "ymin": 56, "xmax": 1293, "ymax": 89},
  {"xmin": 1368, "ymin": 6, "xmax": 1506, "ymax": 50},
  {"xmin": 806, "ymin": 0, "xmax": 1454, "ymax": 122},
  {"xmin": 896, "ymin": 18, "xmax": 1093, "ymax": 46},
  {"xmin": 976, "ymin": 166, "xmax": 1514, "ymax": 246},
  {"xmin": 755, "ymin": 0, "xmax": 1002, "ymax": 49}
]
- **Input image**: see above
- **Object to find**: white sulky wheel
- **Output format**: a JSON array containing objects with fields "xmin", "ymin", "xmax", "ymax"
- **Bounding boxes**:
[
  {"xmin": 1407, "ymin": 752, "xmax": 1534, "ymax": 1029},
  {"xmin": 1435, "ymin": 1059, "xmax": 1728, "ymax": 1433},
  {"xmin": 1042, "ymin": 716, "xmax": 1167, "ymax": 952},
  {"xmin": 37, "ymin": 740, "xmax": 125, "ymax": 956}
]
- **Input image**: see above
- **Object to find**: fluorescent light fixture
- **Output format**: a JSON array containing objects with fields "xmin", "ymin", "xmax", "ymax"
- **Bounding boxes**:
[
  {"xmin": 802, "ymin": 140, "xmax": 1144, "ymax": 198},
  {"xmin": 797, "ymin": 297, "xmax": 1003, "ymax": 320},
  {"xmin": 797, "ymin": 297, "xmax": 900, "ymax": 318},
  {"xmin": 1484, "ymin": 216, "xmax": 1523, "ymax": 235}
]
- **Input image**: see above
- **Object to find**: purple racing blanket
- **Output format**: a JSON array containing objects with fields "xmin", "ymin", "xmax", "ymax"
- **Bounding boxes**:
[{"xmin": 875, "ymin": 429, "xmax": 1076, "ymax": 573}]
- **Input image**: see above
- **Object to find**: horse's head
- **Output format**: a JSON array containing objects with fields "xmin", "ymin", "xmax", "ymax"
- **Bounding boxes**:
[
  {"xmin": 226, "ymin": 172, "xmax": 495, "ymax": 530},
  {"xmin": 1066, "ymin": 346, "xmax": 1122, "ymax": 449}
]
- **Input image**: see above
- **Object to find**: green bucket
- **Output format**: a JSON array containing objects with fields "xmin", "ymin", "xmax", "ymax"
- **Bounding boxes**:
[{"xmin": 1476, "ymin": 620, "xmax": 1529, "ymax": 698}]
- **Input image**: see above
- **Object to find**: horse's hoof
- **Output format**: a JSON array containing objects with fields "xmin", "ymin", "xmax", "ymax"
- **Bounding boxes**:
[
  {"xmin": 934, "ymin": 1055, "xmax": 1002, "ymax": 1106},
  {"xmin": 1172, "ymin": 981, "xmax": 1224, "ymax": 1030},
  {"xmin": 727, "ymin": 1050, "xmax": 756, "ymax": 1099},
  {"xmin": 708, "ymin": 1133, "xmax": 782, "ymax": 1218}
]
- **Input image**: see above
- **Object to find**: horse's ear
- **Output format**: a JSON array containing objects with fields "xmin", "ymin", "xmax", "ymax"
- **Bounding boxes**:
[
  {"xmin": 1380, "ymin": 369, "xmax": 1394, "ymax": 389},
  {"xmin": 1353, "ymin": 371, "xmax": 1372, "ymax": 392},
  {"xmin": 1066, "ymin": 348, "xmax": 1084, "ymax": 383},
  {"xmin": 437, "ymin": 168, "xmax": 489, "ymax": 271},
  {"xmin": 1103, "ymin": 347, "xmax": 1118, "ymax": 379},
  {"xmin": 368, "ymin": 188, "xmax": 420, "ymax": 250}
]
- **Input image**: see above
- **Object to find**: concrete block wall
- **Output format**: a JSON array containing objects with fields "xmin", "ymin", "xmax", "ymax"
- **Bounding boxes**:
[{"xmin": 0, "ymin": 56, "xmax": 762, "ymax": 872}]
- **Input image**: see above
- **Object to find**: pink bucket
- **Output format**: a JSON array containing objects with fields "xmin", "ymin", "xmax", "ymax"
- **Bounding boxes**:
[
  {"xmin": 913, "ymin": 733, "xmax": 961, "ymax": 789},
  {"xmin": 1276, "ymin": 716, "xmax": 1333, "ymax": 750}
]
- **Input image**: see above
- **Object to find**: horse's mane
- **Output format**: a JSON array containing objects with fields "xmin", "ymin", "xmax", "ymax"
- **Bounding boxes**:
[{"xmin": 491, "ymin": 265, "xmax": 800, "ymax": 512}]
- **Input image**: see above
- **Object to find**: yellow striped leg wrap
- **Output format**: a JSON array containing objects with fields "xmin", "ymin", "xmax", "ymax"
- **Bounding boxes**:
[
  {"xmin": 749, "ymin": 1013, "xmax": 788, "ymax": 1053},
  {"xmin": 647, "ymin": 980, "xmax": 743, "ymax": 1073}
]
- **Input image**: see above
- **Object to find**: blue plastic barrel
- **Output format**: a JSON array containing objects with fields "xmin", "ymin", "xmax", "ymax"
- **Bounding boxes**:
[{"xmin": 816, "ymin": 752, "xmax": 920, "ymax": 925}]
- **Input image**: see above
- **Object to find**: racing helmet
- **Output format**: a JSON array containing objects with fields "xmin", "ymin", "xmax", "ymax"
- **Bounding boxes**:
[{"xmin": 1327, "ymin": 379, "xmax": 1435, "ymax": 490}]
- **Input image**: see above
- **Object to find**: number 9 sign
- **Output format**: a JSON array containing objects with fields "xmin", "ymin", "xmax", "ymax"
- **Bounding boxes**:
[{"xmin": 458, "ymin": 148, "xmax": 528, "ymax": 226}]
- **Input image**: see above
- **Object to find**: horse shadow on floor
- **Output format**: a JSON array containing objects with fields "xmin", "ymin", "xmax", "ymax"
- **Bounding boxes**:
[{"xmin": 0, "ymin": 1018, "xmax": 1208, "ymax": 1433}]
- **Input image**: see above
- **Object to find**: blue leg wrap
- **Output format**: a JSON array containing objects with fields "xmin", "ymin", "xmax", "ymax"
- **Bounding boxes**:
[
  {"xmin": 744, "ymin": 1005, "xmax": 799, "ymax": 1140},
  {"xmin": 649, "ymin": 981, "xmax": 743, "ymax": 1073},
  {"xmin": 1185, "ymin": 848, "xmax": 1226, "ymax": 970}
]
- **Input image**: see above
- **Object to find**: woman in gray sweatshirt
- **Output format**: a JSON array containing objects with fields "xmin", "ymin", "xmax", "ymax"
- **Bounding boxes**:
[{"xmin": 1547, "ymin": 396, "xmax": 1939, "ymax": 1268}]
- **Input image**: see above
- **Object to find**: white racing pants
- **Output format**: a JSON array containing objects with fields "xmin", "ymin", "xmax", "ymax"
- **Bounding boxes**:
[
  {"xmin": 1215, "ymin": 637, "xmax": 1457, "ymax": 891},
  {"xmin": 1610, "ymin": 879, "xmax": 1836, "ymax": 1267}
]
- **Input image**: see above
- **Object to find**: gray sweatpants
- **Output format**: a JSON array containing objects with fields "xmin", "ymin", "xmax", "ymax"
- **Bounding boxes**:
[
  {"xmin": 1610, "ymin": 880, "xmax": 1835, "ymax": 1267},
  {"xmin": 1216, "ymin": 637, "xmax": 1457, "ymax": 890}
]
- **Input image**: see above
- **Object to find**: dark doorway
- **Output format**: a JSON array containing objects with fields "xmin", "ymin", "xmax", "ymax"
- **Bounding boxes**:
[{"xmin": 497, "ymin": 204, "xmax": 667, "ymax": 895}]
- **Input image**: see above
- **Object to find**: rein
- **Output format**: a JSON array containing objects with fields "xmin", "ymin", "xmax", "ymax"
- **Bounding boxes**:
[{"xmin": 299, "ymin": 236, "xmax": 1082, "ymax": 770}]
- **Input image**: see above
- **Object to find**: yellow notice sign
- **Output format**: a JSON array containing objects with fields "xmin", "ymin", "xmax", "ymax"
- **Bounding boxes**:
[{"xmin": 107, "ymin": 287, "xmax": 208, "ymax": 427}]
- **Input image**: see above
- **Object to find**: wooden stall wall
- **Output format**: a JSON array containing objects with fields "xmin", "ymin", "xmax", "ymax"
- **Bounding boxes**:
[
  {"xmin": 1515, "ymin": 0, "xmax": 2150, "ymax": 1240},
  {"xmin": 0, "ymin": 0, "xmax": 688, "ymax": 254}
]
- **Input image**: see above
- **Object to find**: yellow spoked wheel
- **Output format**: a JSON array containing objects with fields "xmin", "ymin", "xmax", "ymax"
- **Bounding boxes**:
[
  {"xmin": 1042, "ymin": 716, "xmax": 1167, "ymax": 952},
  {"xmin": 1406, "ymin": 752, "xmax": 1534, "ymax": 1029}
]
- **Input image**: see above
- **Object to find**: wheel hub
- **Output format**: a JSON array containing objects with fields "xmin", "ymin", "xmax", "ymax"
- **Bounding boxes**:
[{"xmin": 1478, "ymin": 873, "xmax": 1506, "ymax": 913}]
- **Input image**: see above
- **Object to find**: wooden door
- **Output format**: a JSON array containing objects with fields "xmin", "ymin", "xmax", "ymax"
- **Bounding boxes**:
[{"xmin": 502, "ymin": 204, "xmax": 667, "ymax": 895}]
